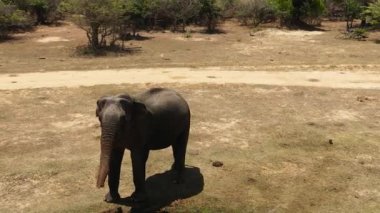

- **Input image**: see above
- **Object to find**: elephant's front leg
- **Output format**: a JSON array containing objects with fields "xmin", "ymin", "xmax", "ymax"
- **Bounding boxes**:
[
  {"xmin": 105, "ymin": 148, "xmax": 125, "ymax": 203},
  {"xmin": 130, "ymin": 148, "xmax": 149, "ymax": 202}
]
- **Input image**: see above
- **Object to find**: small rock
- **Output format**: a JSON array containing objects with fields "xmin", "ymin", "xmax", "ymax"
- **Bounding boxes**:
[
  {"xmin": 308, "ymin": 78, "xmax": 320, "ymax": 82},
  {"xmin": 39, "ymin": 57, "xmax": 46, "ymax": 60},
  {"xmin": 212, "ymin": 161, "xmax": 223, "ymax": 167},
  {"xmin": 247, "ymin": 177, "xmax": 257, "ymax": 184},
  {"xmin": 357, "ymin": 96, "xmax": 375, "ymax": 102},
  {"xmin": 328, "ymin": 139, "xmax": 333, "ymax": 145}
]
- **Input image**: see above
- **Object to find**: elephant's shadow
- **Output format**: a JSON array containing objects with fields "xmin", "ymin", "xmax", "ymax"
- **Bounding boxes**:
[{"xmin": 118, "ymin": 166, "xmax": 204, "ymax": 212}]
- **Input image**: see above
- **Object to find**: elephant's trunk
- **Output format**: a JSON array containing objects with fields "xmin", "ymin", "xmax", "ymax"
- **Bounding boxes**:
[{"xmin": 96, "ymin": 120, "xmax": 118, "ymax": 188}]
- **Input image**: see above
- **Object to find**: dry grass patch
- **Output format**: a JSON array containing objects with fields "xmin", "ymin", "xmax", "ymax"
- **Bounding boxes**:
[{"xmin": 0, "ymin": 84, "xmax": 379, "ymax": 212}]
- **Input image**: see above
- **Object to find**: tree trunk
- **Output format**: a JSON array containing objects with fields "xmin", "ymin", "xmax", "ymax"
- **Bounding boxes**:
[{"xmin": 90, "ymin": 23, "xmax": 100, "ymax": 49}]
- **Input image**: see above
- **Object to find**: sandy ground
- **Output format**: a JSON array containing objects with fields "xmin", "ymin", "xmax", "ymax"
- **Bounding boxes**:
[
  {"xmin": 0, "ymin": 83, "xmax": 379, "ymax": 213},
  {"xmin": 1, "ymin": 21, "xmax": 380, "ymax": 74},
  {"xmin": 1, "ymin": 20, "xmax": 380, "ymax": 213},
  {"xmin": 1, "ymin": 67, "xmax": 380, "ymax": 90}
]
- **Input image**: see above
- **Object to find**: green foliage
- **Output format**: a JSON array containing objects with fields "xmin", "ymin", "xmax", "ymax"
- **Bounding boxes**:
[
  {"xmin": 6, "ymin": 0, "xmax": 62, "ymax": 24},
  {"xmin": 268, "ymin": 0, "xmax": 293, "ymax": 24},
  {"xmin": 236, "ymin": 0, "xmax": 274, "ymax": 26},
  {"xmin": 0, "ymin": 1, "xmax": 29, "ymax": 38},
  {"xmin": 160, "ymin": 0, "xmax": 202, "ymax": 31},
  {"xmin": 269, "ymin": 0, "xmax": 326, "ymax": 25},
  {"xmin": 199, "ymin": 0, "xmax": 221, "ymax": 32},
  {"xmin": 299, "ymin": 0, "xmax": 325, "ymax": 24},
  {"xmin": 344, "ymin": 0, "xmax": 363, "ymax": 30},
  {"xmin": 363, "ymin": 0, "xmax": 380, "ymax": 25},
  {"xmin": 352, "ymin": 27, "xmax": 368, "ymax": 38},
  {"xmin": 217, "ymin": 0, "xmax": 236, "ymax": 17},
  {"xmin": 339, "ymin": 27, "xmax": 368, "ymax": 40}
]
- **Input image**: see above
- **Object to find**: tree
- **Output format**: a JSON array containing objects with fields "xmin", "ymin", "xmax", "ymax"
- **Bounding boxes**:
[
  {"xmin": 344, "ymin": 0, "xmax": 362, "ymax": 30},
  {"xmin": 63, "ymin": 0, "xmax": 126, "ymax": 49},
  {"xmin": 269, "ymin": 0, "xmax": 325, "ymax": 26},
  {"xmin": 177, "ymin": 0, "xmax": 201, "ymax": 31},
  {"xmin": 363, "ymin": 0, "xmax": 380, "ymax": 25},
  {"xmin": 199, "ymin": 0, "xmax": 221, "ymax": 32},
  {"xmin": 125, "ymin": 0, "xmax": 150, "ymax": 35}
]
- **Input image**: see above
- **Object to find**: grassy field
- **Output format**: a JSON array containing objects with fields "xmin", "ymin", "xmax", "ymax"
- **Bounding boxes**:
[{"xmin": 0, "ymin": 83, "xmax": 379, "ymax": 212}]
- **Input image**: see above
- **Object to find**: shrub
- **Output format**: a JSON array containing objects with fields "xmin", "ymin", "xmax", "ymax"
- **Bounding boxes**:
[
  {"xmin": 362, "ymin": 0, "xmax": 380, "ymax": 25},
  {"xmin": 217, "ymin": 0, "xmax": 237, "ymax": 18},
  {"xmin": 0, "ymin": 1, "xmax": 30, "ymax": 38},
  {"xmin": 9, "ymin": 0, "xmax": 62, "ymax": 24},
  {"xmin": 268, "ymin": 0, "xmax": 293, "ymax": 25},
  {"xmin": 236, "ymin": 0, "xmax": 275, "ymax": 27},
  {"xmin": 269, "ymin": 0, "xmax": 325, "ymax": 26},
  {"xmin": 299, "ymin": 0, "xmax": 325, "ymax": 25}
]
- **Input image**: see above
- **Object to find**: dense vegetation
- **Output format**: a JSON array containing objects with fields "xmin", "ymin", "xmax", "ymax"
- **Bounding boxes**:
[{"xmin": 1, "ymin": 0, "xmax": 380, "ymax": 48}]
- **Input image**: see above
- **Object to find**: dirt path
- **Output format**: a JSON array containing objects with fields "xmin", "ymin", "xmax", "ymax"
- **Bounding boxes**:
[{"xmin": 1, "ymin": 67, "xmax": 380, "ymax": 90}]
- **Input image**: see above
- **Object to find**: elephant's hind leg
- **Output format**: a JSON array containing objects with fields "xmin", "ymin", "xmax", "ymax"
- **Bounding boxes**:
[{"xmin": 171, "ymin": 128, "xmax": 189, "ymax": 183}]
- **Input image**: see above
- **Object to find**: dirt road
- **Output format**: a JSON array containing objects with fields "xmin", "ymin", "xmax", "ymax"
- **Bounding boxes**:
[{"xmin": 1, "ymin": 67, "xmax": 380, "ymax": 90}]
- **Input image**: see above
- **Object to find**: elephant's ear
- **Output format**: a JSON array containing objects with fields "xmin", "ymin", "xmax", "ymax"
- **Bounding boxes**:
[
  {"xmin": 96, "ymin": 97, "xmax": 107, "ymax": 117},
  {"xmin": 133, "ymin": 101, "xmax": 149, "ymax": 118},
  {"xmin": 118, "ymin": 96, "xmax": 134, "ymax": 121}
]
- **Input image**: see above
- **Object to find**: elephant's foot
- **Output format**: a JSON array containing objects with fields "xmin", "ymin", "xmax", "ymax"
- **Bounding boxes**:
[
  {"xmin": 124, "ymin": 191, "xmax": 147, "ymax": 203},
  {"xmin": 170, "ymin": 169, "xmax": 184, "ymax": 184},
  {"xmin": 104, "ymin": 192, "xmax": 121, "ymax": 203}
]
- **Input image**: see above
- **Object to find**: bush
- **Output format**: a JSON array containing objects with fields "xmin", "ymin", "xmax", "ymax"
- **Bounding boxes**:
[
  {"xmin": 0, "ymin": 1, "xmax": 30, "ymax": 38},
  {"xmin": 217, "ymin": 0, "xmax": 237, "ymax": 18},
  {"xmin": 363, "ymin": 0, "xmax": 380, "ymax": 25},
  {"xmin": 8, "ymin": 0, "xmax": 62, "ymax": 24},
  {"xmin": 269, "ymin": 0, "xmax": 325, "ymax": 26},
  {"xmin": 236, "ymin": 0, "xmax": 274, "ymax": 27},
  {"xmin": 299, "ymin": 0, "xmax": 325, "ymax": 25},
  {"xmin": 268, "ymin": 0, "xmax": 293, "ymax": 25}
]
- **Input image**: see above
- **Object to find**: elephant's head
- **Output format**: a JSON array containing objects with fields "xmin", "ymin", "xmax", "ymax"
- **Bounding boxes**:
[{"xmin": 95, "ymin": 94, "xmax": 147, "ymax": 188}]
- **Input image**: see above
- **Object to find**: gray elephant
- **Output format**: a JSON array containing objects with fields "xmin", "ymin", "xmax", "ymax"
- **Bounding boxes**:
[{"xmin": 95, "ymin": 88, "xmax": 191, "ymax": 203}]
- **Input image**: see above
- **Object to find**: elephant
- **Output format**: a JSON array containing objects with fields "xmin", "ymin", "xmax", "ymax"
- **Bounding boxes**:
[{"xmin": 95, "ymin": 88, "xmax": 191, "ymax": 203}]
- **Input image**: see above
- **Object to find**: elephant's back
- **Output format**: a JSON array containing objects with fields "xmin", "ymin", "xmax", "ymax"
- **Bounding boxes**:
[
  {"xmin": 137, "ymin": 88, "xmax": 190, "ymax": 117},
  {"xmin": 137, "ymin": 88, "xmax": 190, "ymax": 149}
]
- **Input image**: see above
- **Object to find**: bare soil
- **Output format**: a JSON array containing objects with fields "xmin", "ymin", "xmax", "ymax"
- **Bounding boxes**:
[
  {"xmin": 0, "ymin": 20, "xmax": 380, "ymax": 213},
  {"xmin": 1, "ymin": 68, "xmax": 380, "ymax": 90},
  {"xmin": 0, "ymin": 21, "xmax": 380, "ymax": 74},
  {"xmin": 0, "ymin": 84, "xmax": 379, "ymax": 212}
]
